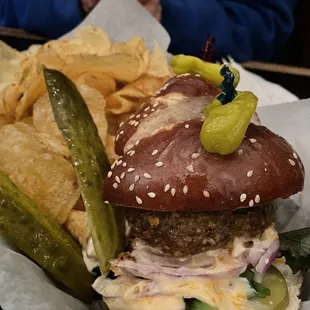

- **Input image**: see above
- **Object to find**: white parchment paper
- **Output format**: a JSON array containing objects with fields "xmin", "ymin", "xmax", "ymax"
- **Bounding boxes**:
[
  {"xmin": 62, "ymin": 0, "xmax": 170, "ymax": 52},
  {"xmin": 1, "ymin": 0, "xmax": 310, "ymax": 309}
]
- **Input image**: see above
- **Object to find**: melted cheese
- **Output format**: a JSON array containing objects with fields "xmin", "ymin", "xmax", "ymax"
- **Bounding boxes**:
[{"xmin": 105, "ymin": 295, "xmax": 185, "ymax": 310}]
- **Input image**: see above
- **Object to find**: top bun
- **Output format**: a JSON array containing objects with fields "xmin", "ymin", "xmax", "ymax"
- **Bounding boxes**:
[{"xmin": 102, "ymin": 74, "xmax": 304, "ymax": 212}]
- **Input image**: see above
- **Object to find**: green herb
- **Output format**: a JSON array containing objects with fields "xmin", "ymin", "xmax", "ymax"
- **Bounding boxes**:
[
  {"xmin": 240, "ymin": 270, "xmax": 270, "ymax": 298},
  {"xmin": 279, "ymin": 227, "xmax": 310, "ymax": 273}
]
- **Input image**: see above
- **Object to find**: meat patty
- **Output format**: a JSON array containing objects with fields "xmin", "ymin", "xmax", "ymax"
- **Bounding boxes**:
[{"xmin": 125, "ymin": 205, "xmax": 275, "ymax": 257}]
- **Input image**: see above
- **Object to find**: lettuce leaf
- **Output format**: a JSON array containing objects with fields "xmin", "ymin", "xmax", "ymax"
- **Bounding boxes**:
[{"xmin": 279, "ymin": 228, "xmax": 310, "ymax": 273}]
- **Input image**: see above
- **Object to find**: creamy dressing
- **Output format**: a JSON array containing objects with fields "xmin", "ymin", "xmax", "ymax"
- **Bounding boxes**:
[
  {"xmin": 82, "ymin": 250, "xmax": 99, "ymax": 273},
  {"xmin": 92, "ymin": 226, "xmax": 280, "ymax": 310}
]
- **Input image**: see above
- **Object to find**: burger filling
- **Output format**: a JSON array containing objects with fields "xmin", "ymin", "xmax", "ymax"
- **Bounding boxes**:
[
  {"xmin": 125, "ymin": 205, "xmax": 275, "ymax": 257},
  {"xmin": 90, "ymin": 205, "xmax": 288, "ymax": 309}
]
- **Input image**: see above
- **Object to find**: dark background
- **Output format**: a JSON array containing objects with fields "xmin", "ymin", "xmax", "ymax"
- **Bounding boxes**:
[{"xmin": 1, "ymin": 0, "xmax": 310, "ymax": 99}]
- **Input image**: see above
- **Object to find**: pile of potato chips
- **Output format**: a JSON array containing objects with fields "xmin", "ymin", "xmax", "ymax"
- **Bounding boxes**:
[{"xmin": 0, "ymin": 26, "xmax": 172, "ymax": 247}]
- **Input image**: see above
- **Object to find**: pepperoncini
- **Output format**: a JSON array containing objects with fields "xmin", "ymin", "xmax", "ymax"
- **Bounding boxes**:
[
  {"xmin": 200, "ymin": 91, "xmax": 257, "ymax": 155},
  {"xmin": 171, "ymin": 54, "xmax": 240, "ymax": 88}
]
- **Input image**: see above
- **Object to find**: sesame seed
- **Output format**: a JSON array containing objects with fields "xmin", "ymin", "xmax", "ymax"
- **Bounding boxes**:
[
  {"xmin": 136, "ymin": 196, "xmax": 143, "ymax": 204},
  {"xmin": 136, "ymin": 114, "xmax": 141, "ymax": 118},
  {"xmin": 152, "ymin": 149, "xmax": 159, "ymax": 156},
  {"xmin": 203, "ymin": 190, "xmax": 210, "ymax": 198},
  {"xmin": 171, "ymin": 188, "xmax": 176, "ymax": 196},
  {"xmin": 129, "ymin": 115, "xmax": 134, "ymax": 119},
  {"xmin": 116, "ymin": 134, "xmax": 120, "ymax": 141},
  {"xmin": 289, "ymin": 159, "xmax": 296, "ymax": 166},
  {"xmin": 128, "ymin": 168, "xmax": 135, "ymax": 173},
  {"xmin": 185, "ymin": 124, "xmax": 190, "ymax": 129},
  {"xmin": 115, "ymin": 176, "xmax": 121, "ymax": 183},
  {"xmin": 249, "ymin": 200, "xmax": 254, "ymax": 207},
  {"xmin": 129, "ymin": 120, "xmax": 134, "ymax": 125},
  {"xmin": 119, "ymin": 121, "xmax": 124, "ymax": 127},
  {"xmin": 122, "ymin": 162, "xmax": 127, "ymax": 167},
  {"xmin": 111, "ymin": 162, "xmax": 116, "ymax": 169},
  {"xmin": 240, "ymin": 193, "xmax": 247, "ymax": 202},
  {"xmin": 151, "ymin": 109, "xmax": 155, "ymax": 112},
  {"xmin": 195, "ymin": 74, "xmax": 200, "ymax": 77},
  {"xmin": 264, "ymin": 258, "xmax": 269, "ymax": 264},
  {"xmin": 113, "ymin": 183, "xmax": 118, "ymax": 189},
  {"xmin": 129, "ymin": 184, "xmax": 135, "ymax": 191},
  {"xmin": 135, "ymin": 140, "xmax": 140, "ymax": 146},
  {"xmin": 153, "ymin": 102, "xmax": 159, "ymax": 108},
  {"xmin": 293, "ymin": 152, "xmax": 298, "ymax": 159},
  {"xmin": 120, "ymin": 172, "xmax": 125, "ymax": 179},
  {"xmin": 238, "ymin": 149, "xmax": 243, "ymax": 155},
  {"xmin": 119, "ymin": 130, "xmax": 124, "ymax": 135},
  {"xmin": 183, "ymin": 185, "xmax": 188, "ymax": 194},
  {"xmin": 104, "ymin": 200, "xmax": 109, "ymax": 204},
  {"xmin": 130, "ymin": 150, "xmax": 135, "ymax": 156},
  {"xmin": 191, "ymin": 153, "xmax": 200, "ymax": 159},
  {"xmin": 143, "ymin": 173, "xmax": 152, "ymax": 179},
  {"xmin": 107, "ymin": 171, "xmax": 112, "ymax": 178},
  {"xmin": 127, "ymin": 150, "xmax": 132, "ymax": 155},
  {"xmin": 135, "ymin": 175, "xmax": 140, "ymax": 182},
  {"xmin": 264, "ymin": 168, "xmax": 267, "ymax": 171},
  {"xmin": 255, "ymin": 195, "xmax": 260, "ymax": 203},
  {"xmin": 186, "ymin": 165, "xmax": 194, "ymax": 172},
  {"xmin": 143, "ymin": 114, "xmax": 148, "ymax": 118},
  {"xmin": 249, "ymin": 138, "xmax": 257, "ymax": 144},
  {"xmin": 116, "ymin": 160, "xmax": 122, "ymax": 166},
  {"xmin": 144, "ymin": 106, "xmax": 150, "ymax": 111},
  {"xmin": 164, "ymin": 184, "xmax": 170, "ymax": 192},
  {"xmin": 134, "ymin": 121, "xmax": 139, "ymax": 127},
  {"xmin": 247, "ymin": 170, "xmax": 253, "ymax": 177},
  {"xmin": 155, "ymin": 161, "xmax": 163, "ymax": 167},
  {"xmin": 148, "ymin": 192, "xmax": 156, "ymax": 198}
]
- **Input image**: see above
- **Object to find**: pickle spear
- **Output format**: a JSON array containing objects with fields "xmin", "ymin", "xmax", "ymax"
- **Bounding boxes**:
[
  {"xmin": 43, "ymin": 68, "xmax": 125, "ymax": 274},
  {"xmin": 0, "ymin": 170, "xmax": 95, "ymax": 302}
]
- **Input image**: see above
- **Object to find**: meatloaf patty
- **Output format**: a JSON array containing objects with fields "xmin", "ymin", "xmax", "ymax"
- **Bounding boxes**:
[{"xmin": 125, "ymin": 205, "xmax": 275, "ymax": 257}]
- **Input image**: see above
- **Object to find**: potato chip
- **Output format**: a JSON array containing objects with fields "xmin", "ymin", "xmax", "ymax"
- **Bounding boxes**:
[
  {"xmin": 106, "ymin": 74, "xmax": 168, "ymax": 114},
  {"xmin": 33, "ymin": 92, "xmax": 63, "ymax": 141},
  {"xmin": 64, "ymin": 210, "xmax": 88, "ymax": 247},
  {"xmin": 20, "ymin": 116, "xmax": 33, "ymax": 126},
  {"xmin": 75, "ymin": 71, "xmax": 116, "ymax": 97},
  {"xmin": 0, "ymin": 115, "xmax": 10, "ymax": 128},
  {"xmin": 74, "ymin": 26, "xmax": 111, "ymax": 56},
  {"xmin": 146, "ymin": 41, "xmax": 172, "ymax": 77},
  {"xmin": 63, "ymin": 54, "xmax": 142, "ymax": 83},
  {"xmin": 34, "ymin": 84, "xmax": 108, "ymax": 147},
  {"xmin": 7, "ymin": 153, "xmax": 79, "ymax": 224},
  {"xmin": 0, "ymin": 41, "xmax": 24, "ymax": 94},
  {"xmin": 0, "ymin": 122, "xmax": 68, "ymax": 165},
  {"xmin": 21, "ymin": 44, "xmax": 41, "ymax": 57}
]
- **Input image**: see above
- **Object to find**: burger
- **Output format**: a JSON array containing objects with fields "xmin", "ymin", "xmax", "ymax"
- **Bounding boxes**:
[{"xmin": 91, "ymin": 73, "xmax": 305, "ymax": 310}]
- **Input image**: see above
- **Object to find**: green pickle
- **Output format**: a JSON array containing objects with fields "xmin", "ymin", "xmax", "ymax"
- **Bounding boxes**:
[
  {"xmin": 186, "ymin": 299, "xmax": 218, "ymax": 310},
  {"xmin": 0, "ymin": 171, "xmax": 95, "ymax": 302},
  {"xmin": 200, "ymin": 91, "xmax": 258, "ymax": 155},
  {"xmin": 43, "ymin": 68, "xmax": 125, "ymax": 274},
  {"xmin": 253, "ymin": 266, "xmax": 289, "ymax": 310},
  {"xmin": 171, "ymin": 54, "xmax": 240, "ymax": 88},
  {"xmin": 186, "ymin": 266, "xmax": 288, "ymax": 310}
]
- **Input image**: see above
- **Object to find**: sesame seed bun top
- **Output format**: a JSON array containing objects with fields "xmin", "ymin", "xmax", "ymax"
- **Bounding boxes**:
[{"xmin": 102, "ymin": 74, "xmax": 305, "ymax": 212}]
